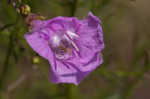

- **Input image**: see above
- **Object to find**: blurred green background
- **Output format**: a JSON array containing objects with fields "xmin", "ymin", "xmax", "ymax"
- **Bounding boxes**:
[{"xmin": 0, "ymin": 0, "xmax": 150, "ymax": 99}]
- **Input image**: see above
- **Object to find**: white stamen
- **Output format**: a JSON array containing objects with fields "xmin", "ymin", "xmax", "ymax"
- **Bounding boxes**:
[
  {"xmin": 63, "ymin": 35, "xmax": 70, "ymax": 41},
  {"xmin": 64, "ymin": 35, "xmax": 79, "ymax": 52},
  {"xmin": 67, "ymin": 30, "xmax": 79, "ymax": 39},
  {"xmin": 71, "ymin": 41, "xmax": 79, "ymax": 52}
]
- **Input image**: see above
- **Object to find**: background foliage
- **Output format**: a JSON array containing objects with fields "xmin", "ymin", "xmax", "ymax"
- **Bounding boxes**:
[{"xmin": 0, "ymin": 0, "xmax": 150, "ymax": 99}]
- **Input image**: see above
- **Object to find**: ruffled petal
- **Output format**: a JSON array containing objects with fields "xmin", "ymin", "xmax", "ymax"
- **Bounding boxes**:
[
  {"xmin": 46, "ymin": 16, "xmax": 81, "ymax": 33},
  {"xmin": 63, "ymin": 12, "xmax": 104, "ymax": 73},
  {"xmin": 49, "ymin": 60, "xmax": 90, "ymax": 85},
  {"xmin": 31, "ymin": 20, "xmax": 47, "ymax": 31},
  {"xmin": 75, "ymin": 12, "xmax": 104, "ymax": 61},
  {"xmin": 24, "ymin": 32, "xmax": 52, "ymax": 60}
]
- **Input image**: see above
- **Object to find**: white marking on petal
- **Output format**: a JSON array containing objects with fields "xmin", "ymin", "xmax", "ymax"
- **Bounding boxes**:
[
  {"xmin": 52, "ymin": 35, "xmax": 60, "ymax": 46},
  {"xmin": 67, "ymin": 30, "xmax": 79, "ymax": 39}
]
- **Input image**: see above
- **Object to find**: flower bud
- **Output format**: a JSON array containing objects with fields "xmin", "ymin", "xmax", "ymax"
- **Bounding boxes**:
[
  {"xmin": 21, "ymin": 4, "xmax": 31, "ymax": 15},
  {"xmin": 33, "ymin": 56, "xmax": 40, "ymax": 64}
]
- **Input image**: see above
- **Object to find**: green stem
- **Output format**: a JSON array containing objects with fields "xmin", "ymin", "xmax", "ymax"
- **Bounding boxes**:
[
  {"xmin": 70, "ymin": 0, "xmax": 78, "ymax": 16},
  {"xmin": 64, "ymin": 84, "xmax": 73, "ymax": 99},
  {"xmin": 90, "ymin": 0, "xmax": 96, "ymax": 15},
  {"xmin": 0, "ymin": 32, "xmax": 15, "ymax": 98}
]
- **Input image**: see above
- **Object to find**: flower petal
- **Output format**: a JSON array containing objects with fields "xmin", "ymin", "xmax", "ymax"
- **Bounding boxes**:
[
  {"xmin": 46, "ymin": 16, "xmax": 81, "ymax": 33},
  {"xmin": 24, "ymin": 32, "xmax": 52, "ymax": 60},
  {"xmin": 31, "ymin": 20, "xmax": 46, "ymax": 31},
  {"xmin": 49, "ymin": 60, "xmax": 90, "ymax": 85},
  {"xmin": 75, "ymin": 12, "xmax": 104, "ymax": 61}
]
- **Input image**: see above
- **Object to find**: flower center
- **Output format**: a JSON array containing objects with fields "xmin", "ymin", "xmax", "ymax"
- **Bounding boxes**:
[
  {"xmin": 50, "ymin": 35, "xmax": 73, "ymax": 60},
  {"xmin": 49, "ymin": 30, "xmax": 79, "ymax": 60}
]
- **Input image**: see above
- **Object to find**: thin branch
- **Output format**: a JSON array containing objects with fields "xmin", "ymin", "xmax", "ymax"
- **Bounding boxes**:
[
  {"xmin": 0, "ymin": 23, "xmax": 15, "ymax": 32},
  {"xmin": 7, "ymin": 74, "xmax": 27, "ymax": 92},
  {"xmin": 6, "ymin": 64, "xmax": 40, "ymax": 93}
]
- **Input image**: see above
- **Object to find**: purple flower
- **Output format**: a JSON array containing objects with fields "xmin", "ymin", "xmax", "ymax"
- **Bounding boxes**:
[{"xmin": 24, "ymin": 12, "xmax": 104, "ymax": 85}]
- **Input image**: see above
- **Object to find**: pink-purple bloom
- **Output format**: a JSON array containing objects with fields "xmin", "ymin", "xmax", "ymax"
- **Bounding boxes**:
[{"xmin": 24, "ymin": 12, "xmax": 104, "ymax": 85}]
